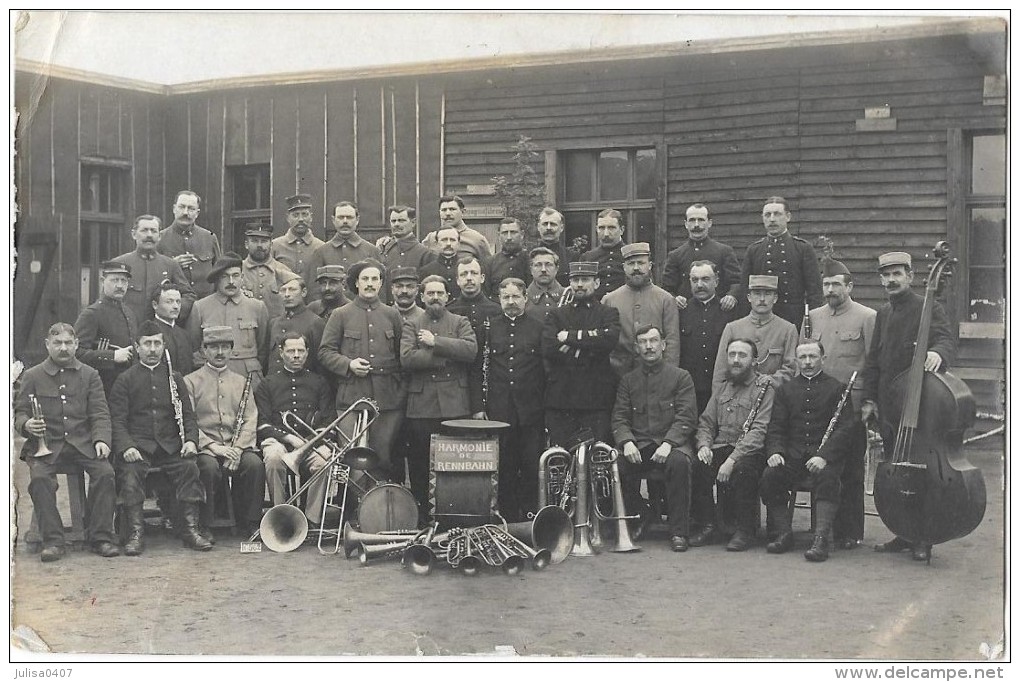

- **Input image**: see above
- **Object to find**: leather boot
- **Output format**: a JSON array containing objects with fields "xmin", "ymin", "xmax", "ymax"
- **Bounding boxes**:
[
  {"xmin": 122, "ymin": 505, "xmax": 146, "ymax": 556},
  {"xmin": 689, "ymin": 524, "xmax": 718, "ymax": 547},
  {"xmin": 805, "ymin": 501, "xmax": 838, "ymax": 562},
  {"xmin": 804, "ymin": 534, "xmax": 831, "ymax": 562},
  {"xmin": 180, "ymin": 502, "xmax": 213, "ymax": 551},
  {"xmin": 766, "ymin": 503, "xmax": 793, "ymax": 554},
  {"xmin": 726, "ymin": 528, "xmax": 754, "ymax": 552}
]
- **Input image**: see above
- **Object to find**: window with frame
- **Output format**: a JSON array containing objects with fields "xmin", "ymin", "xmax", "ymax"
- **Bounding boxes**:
[
  {"xmin": 80, "ymin": 164, "xmax": 129, "ymax": 306},
  {"xmin": 559, "ymin": 148, "xmax": 657, "ymax": 257},
  {"xmin": 963, "ymin": 133, "xmax": 1005, "ymax": 324},
  {"xmin": 228, "ymin": 164, "xmax": 271, "ymax": 253}
]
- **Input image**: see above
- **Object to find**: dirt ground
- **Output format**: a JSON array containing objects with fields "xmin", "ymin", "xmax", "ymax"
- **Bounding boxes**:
[{"xmin": 9, "ymin": 442, "xmax": 1006, "ymax": 661}]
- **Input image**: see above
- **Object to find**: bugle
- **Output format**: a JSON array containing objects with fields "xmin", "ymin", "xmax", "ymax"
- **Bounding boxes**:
[{"xmin": 27, "ymin": 394, "xmax": 53, "ymax": 458}]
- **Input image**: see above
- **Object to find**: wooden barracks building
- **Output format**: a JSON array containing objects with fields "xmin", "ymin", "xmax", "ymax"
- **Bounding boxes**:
[{"xmin": 13, "ymin": 17, "xmax": 1005, "ymax": 410}]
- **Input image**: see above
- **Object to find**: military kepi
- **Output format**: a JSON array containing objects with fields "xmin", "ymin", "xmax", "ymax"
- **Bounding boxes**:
[
  {"xmin": 286, "ymin": 194, "xmax": 313, "ymax": 211},
  {"xmin": 315, "ymin": 265, "xmax": 345, "ymax": 281},
  {"xmin": 748, "ymin": 274, "xmax": 779, "ymax": 290},
  {"xmin": 244, "ymin": 222, "xmax": 274, "ymax": 238},
  {"xmin": 621, "ymin": 242, "xmax": 651, "ymax": 260},
  {"xmin": 877, "ymin": 251, "xmax": 911, "ymax": 270},
  {"xmin": 568, "ymin": 261, "xmax": 599, "ymax": 277},
  {"xmin": 820, "ymin": 259, "xmax": 851, "ymax": 278},
  {"xmin": 390, "ymin": 266, "xmax": 419, "ymax": 282},
  {"xmin": 100, "ymin": 261, "xmax": 132, "ymax": 277},
  {"xmin": 201, "ymin": 325, "xmax": 234, "ymax": 345}
]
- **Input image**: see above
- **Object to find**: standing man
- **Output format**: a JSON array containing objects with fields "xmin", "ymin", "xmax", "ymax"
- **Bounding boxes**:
[
  {"xmin": 542, "ymin": 262, "xmax": 621, "ymax": 446},
  {"xmin": 157, "ymin": 190, "xmax": 222, "ymax": 300},
  {"xmin": 739, "ymin": 196, "xmax": 823, "ymax": 328},
  {"xmin": 713, "ymin": 275, "xmax": 799, "ymax": 389},
  {"xmin": 109, "ymin": 321, "xmax": 210, "ymax": 554},
  {"xmin": 422, "ymin": 195, "xmax": 493, "ymax": 261},
  {"xmin": 483, "ymin": 217, "xmax": 531, "ymax": 298},
  {"xmin": 390, "ymin": 267, "xmax": 424, "ymax": 324},
  {"xmin": 113, "ymin": 214, "xmax": 196, "ymax": 323},
  {"xmin": 241, "ymin": 224, "xmax": 297, "ymax": 319},
  {"xmin": 525, "ymin": 246, "xmax": 565, "ymax": 319},
  {"xmin": 761, "ymin": 340, "xmax": 854, "ymax": 562},
  {"xmin": 185, "ymin": 326, "xmax": 265, "ymax": 540},
  {"xmin": 15, "ymin": 323, "xmax": 120, "ymax": 561},
  {"xmin": 580, "ymin": 208, "xmax": 627, "ymax": 299},
  {"xmin": 661, "ymin": 203, "xmax": 740, "ymax": 312},
  {"xmin": 862, "ymin": 251, "xmax": 956, "ymax": 563},
  {"xmin": 379, "ymin": 205, "xmax": 431, "ymax": 303},
  {"xmin": 150, "ymin": 280, "xmax": 195, "ymax": 376},
  {"xmin": 400, "ymin": 275, "xmax": 477, "ymax": 509},
  {"xmin": 602, "ymin": 242, "xmax": 680, "ymax": 378},
  {"xmin": 187, "ymin": 253, "xmax": 270, "ymax": 381},
  {"xmin": 271, "ymin": 193, "xmax": 325, "ymax": 280},
  {"xmin": 74, "ymin": 261, "xmax": 137, "ymax": 396},
  {"xmin": 419, "ymin": 228, "xmax": 463, "ymax": 299},
  {"xmin": 267, "ymin": 272, "xmax": 325, "ymax": 377},
  {"xmin": 307, "ymin": 201, "xmax": 382, "ymax": 300},
  {"xmin": 535, "ymin": 207, "xmax": 577, "ymax": 287},
  {"xmin": 692, "ymin": 338, "xmax": 773, "ymax": 551},
  {"xmin": 680, "ymin": 261, "xmax": 736, "ymax": 413},
  {"xmin": 807, "ymin": 258, "xmax": 876, "ymax": 550},
  {"xmin": 484, "ymin": 278, "xmax": 546, "ymax": 521},
  {"xmin": 318, "ymin": 260, "xmax": 405, "ymax": 482},
  {"xmin": 307, "ymin": 265, "xmax": 349, "ymax": 321},
  {"xmin": 447, "ymin": 256, "xmax": 501, "ymax": 418}
]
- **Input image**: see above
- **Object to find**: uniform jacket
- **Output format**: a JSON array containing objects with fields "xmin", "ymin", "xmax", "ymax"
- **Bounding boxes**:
[
  {"xmin": 696, "ymin": 373, "xmax": 773, "ymax": 461},
  {"xmin": 266, "ymin": 305, "xmax": 326, "ymax": 376},
  {"xmin": 422, "ymin": 224, "xmax": 493, "ymax": 261},
  {"xmin": 525, "ymin": 281, "xmax": 565, "ymax": 321},
  {"xmin": 306, "ymin": 235, "xmax": 382, "ymax": 300},
  {"xmin": 713, "ymin": 314, "xmax": 799, "ymax": 389},
  {"xmin": 308, "ymin": 296, "xmax": 348, "ymax": 321},
  {"xmin": 419, "ymin": 254, "xmax": 463, "ymax": 300},
  {"xmin": 381, "ymin": 235, "xmax": 432, "ymax": 303},
  {"xmin": 74, "ymin": 296, "xmax": 138, "ymax": 394},
  {"xmin": 534, "ymin": 240, "xmax": 578, "ymax": 288},
  {"xmin": 661, "ymin": 237, "xmax": 741, "ymax": 300},
  {"xmin": 447, "ymin": 293, "xmax": 501, "ymax": 415},
  {"xmin": 112, "ymin": 249, "xmax": 197, "ymax": 323},
  {"xmin": 739, "ymin": 231, "xmax": 823, "ymax": 324},
  {"xmin": 271, "ymin": 229, "xmax": 325, "ymax": 281},
  {"xmin": 157, "ymin": 222, "xmax": 222, "ymax": 299},
  {"xmin": 486, "ymin": 312, "xmax": 546, "ymax": 425},
  {"xmin": 612, "ymin": 360, "xmax": 697, "ymax": 453},
  {"xmin": 154, "ymin": 316, "xmax": 195, "ymax": 376},
  {"xmin": 242, "ymin": 256, "xmax": 296, "ymax": 319},
  {"xmin": 541, "ymin": 298, "xmax": 621, "ymax": 410},
  {"xmin": 400, "ymin": 308, "xmax": 477, "ymax": 419},
  {"xmin": 254, "ymin": 367, "xmax": 334, "ymax": 445},
  {"xmin": 808, "ymin": 298, "xmax": 876, "ymax": 410},
  {"xmin": 602, "ymin": 282, "xmax": 680, "ymax": 377},
  {"xmin": 765, "ymin": 371, "xmax": 854, "ymax": 463},
  {"xmin": 109, "ymin": 361, "xmax": 199, "ymax": 455},
  {"xmin": 679, "ymin": 296, "xmax": 735, "ymax": 407},
  {"xmin": 580, "ymin": 242, "xmax": 626, "ymax": 299},
  {"xmin": 184, "ymin": 364, "xmax": 258, "ymax": 452},
  {"xmin": 187, "ymin": 292, "xmax": 270, "ymax": 376},
  {"xmin": 483, "ymin": 248, "xmax": 532, "ymax": 298}
]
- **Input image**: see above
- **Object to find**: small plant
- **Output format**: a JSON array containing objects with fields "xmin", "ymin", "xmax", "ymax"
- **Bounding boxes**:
[{"xmin": 492, "ymin": 135, "xmax": 547, "ymax": 242}]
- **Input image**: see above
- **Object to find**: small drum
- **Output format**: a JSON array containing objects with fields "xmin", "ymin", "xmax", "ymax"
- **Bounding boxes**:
[{"xmin": 357, "ymin": 483, "xmax": 418, "ymax": 534}]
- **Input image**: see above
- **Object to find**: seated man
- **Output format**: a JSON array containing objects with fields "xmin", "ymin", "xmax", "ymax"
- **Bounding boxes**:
[
  {"xmin": 611, "ymin": 325, "xmax": 697, "ymax": 551},
  {"xmin": 110, "ymin": 320, "xmax": 210, "ymax": 554},
  {"xmin": 692, "ymin": 338, "xmax": 773, "ymax": 552},
  {"xmin": 14, "ymin": 323, "xmax": 120, "ymax": 561},
  {"xmin": 254, "ymin": 333, "xmax": 335, "ymax": 525},
  {"xmin": 760, "ymin": 340, "xmax": 854, "ymax": 562},
  {"xmin": 184, "ymin": 326, "xmax": 266, "ymax": 540}
]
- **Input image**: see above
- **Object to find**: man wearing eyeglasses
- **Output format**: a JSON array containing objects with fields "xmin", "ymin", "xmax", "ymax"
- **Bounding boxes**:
[
  {"xmin": 271, "ymin": 194, "xmax": 325, "ymax": 280},
  {"xmin": 157, "ymin": 190, "xmax": 222, "ymax": 300}
]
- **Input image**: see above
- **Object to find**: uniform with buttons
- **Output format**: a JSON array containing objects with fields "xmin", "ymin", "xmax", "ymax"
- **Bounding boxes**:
[
  {"xmin": 483, "ymin": 248, "xmax": 531, "ymax": 299},
  {"xmin": 154, "ymin": 316, "xmax": 195, "ymax": 376},
  {"xmin": 74, "ymin": 296, "xmax": 138, "ymax": 396},
  {"xmin": 739, "ymin": 232, "xmax": 823, "ymax": 328},
  {"xmin": 580, "ymin": 242, "xmax": 626, "ymax": 299},
  {"xmin": 157, "ymin": 221, "xmax": 221, "ymax": 299},
  {"xmin": 112, "ymin": 249, "xmax": 197, "ymax": 324},
  {"xmin": 661, "ymin": 237, "xmax": 741, "ymax": 301},
  {"xmin": 186, "ymin": 292, "xmax": 270, "ymax": 379},
  {"xmin": 419, "ymin": 254, "xmax": 463, "ymax": 300},
  {"xmin": 241, "ymin": 255, "xmax": 297, "ymax": 319},
  {"xmin": 271, "ymin": 229, "xmax": 326, "ymax": 282},
  {"xmin": 381, "ymin": 235, "xmax": 431, "ymax": 304},
  {"xmin": 712, "ymin": 314, "xmax": 799, "ymax": 389},
  {"xmin": 267, "ymin": 304, "xmax": 326, "ymax": 376},
  {"xmin": 679, "ymin": 296, "xmax": 735, "ymax": 412},
  {"xmin": 525, "ymin": 280, "xmax": 565, "ymax": 321},
  {"xmin": 447, "ymin": 292, "xmax": 501, "ymax": 415},
  {"xmin": 602, "ymin": 281, "xmax": 680, "ymax": 377},
  {"xmin": 306, "ymin": 234, "xmax": 382, "ymax": 301}
]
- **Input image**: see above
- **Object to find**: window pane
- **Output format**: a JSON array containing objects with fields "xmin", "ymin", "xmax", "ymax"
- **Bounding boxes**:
[
  {"xmin": 598, "ymin": 151, "xmax": 629, "ymax": 201},
  {"xmin": 971, "ymin": 134, "xmax": 1005, "ymax": 195},
  {"xmin": 970, "ymin": 208, "xmax": 1005, "ymax": 267},
  {"xmin": 632, "ymin": 209, "xmax": 656, "ymax": 261},
  {"xmin": 564, "ymin": 152, "xmax": 594, "ymax": 203},
  {"xmin": 233, "ymin": 170, "xmax": 258, "ymax": 210},
  {"xmin": 969, "ymin": 268, "xmax": 1004, "ymax": 322},
  {"xmin": 564, "ymin": 212, "xmax": 593, "ymax": 253},
  {"xmin": 635, "ymin": 149, "xmax": 657, "ymax": 200}
]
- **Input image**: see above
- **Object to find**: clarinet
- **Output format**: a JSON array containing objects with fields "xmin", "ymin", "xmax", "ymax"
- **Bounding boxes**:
[
  {"xmin": 164, "ymin": 349, "xmax": 187, "ymax": 450},
  {"xmin": 738, "ymin": 376, "xmax": 772, "ymax": 441},
  {"xmin": 801, "ymin": 303, "xmax": 812, "ymax": 339},
  {"xmin": 228, "ymin": 371, "xmax": 255, "ymax": 471},
  {"xmin": 481, "ymin": 317, "xmax": 490, "ymax": 408},
  {"xmin": 816, "ymin": 371, "xmax": 857, "ymax": 453}
]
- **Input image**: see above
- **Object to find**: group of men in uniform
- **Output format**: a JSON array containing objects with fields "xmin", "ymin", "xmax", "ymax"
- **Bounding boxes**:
[{"xmin": 16, "ymin": 191, "xmax": 955, "ymax": 566}]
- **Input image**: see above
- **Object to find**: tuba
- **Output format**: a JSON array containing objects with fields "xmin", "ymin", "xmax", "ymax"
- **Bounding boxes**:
[{"xmin": 588, "ymin": 443, "xmax": 640, "ymax": 553}]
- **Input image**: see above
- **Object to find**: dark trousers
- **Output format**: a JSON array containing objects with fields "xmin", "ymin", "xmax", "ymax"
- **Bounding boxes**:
[
  {"xmin": 497, "ymin": 420, "xmax": 546, "ymax": 522},
  {"xmin": 407, "ymin": 416, "xmax": 468, "ymax": 512},
  {"xmin": 27, "ymin": 446, "xmax": 117, "ymax": 547},
  {"xmin": 116, "ymin": 446, "xmax": 204, "ymax": 508},
  {"xmin": 545, "ymin": 408, "xmax": 611, "ymax": 448},
  {"xmin": 195, "ymin": 450, "xmax": 266, "ymax": 529},
  {"xmin": 834, "ymin": 421, "xmax": 867, "ymax": 541},
  {"xmin": 618, "ymin": 444, "xmax": 692, "ymax": 537},
  {"xmin": 758, "ymin": 456, "xmax": 845, "ymax": 507},
  {"xmin": 338, "ymin": 407, "xmax": 403, "ymax": 483},
  {"xmin": 691, "ymin": 446, "xmax": 765, "ymax": 533}
]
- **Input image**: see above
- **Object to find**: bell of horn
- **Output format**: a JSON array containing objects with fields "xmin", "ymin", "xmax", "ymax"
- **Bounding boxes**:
[
  {"xmin": 259, "ymin": 504, "xmax": 309, "ymax": 553},
  {"xmin": 504, "ymin": 505, "xmax": 574, "ymax": 565},
  {"xmin": 402, "ymin": 544, "xmax": 436, "ymax": 576},
  {"xmin": 342, "ymin": 522, "xmax": 418, "ymax": 558}
]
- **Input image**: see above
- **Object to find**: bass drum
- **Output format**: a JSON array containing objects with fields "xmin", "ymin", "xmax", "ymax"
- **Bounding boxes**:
[{"xmin": 357, "ymin": 484, "xmax": 419, "ymax": 534}]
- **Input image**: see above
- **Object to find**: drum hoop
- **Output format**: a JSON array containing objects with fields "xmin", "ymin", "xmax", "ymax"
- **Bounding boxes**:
[{"xmin": 357, "ymin": 483, "xmax": 419, "ymax": 534}]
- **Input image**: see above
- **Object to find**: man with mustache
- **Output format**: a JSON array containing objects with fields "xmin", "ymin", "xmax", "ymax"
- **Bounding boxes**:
[
  {"xmin": 266, "ymin": 272, "xmax": 325, "ymax": 377},
  {"xmin": 389, "ymin": 266, "xmax": 424, "ymax": 485},
  {"xmin": 580, "ymin": 208, "xmax": 628, "ymax": 299},
  {"xmin": 862, "ymin": 251, "xmax": 955, "ymax": 563},
  {"xmin": 307, "ymin": 201, "xmax": 381, "ymax": 301},
  {"xmin": 186, "ymin": 253, "xmax": 270, "ymax": 381},
  {"xmin": 483, "ymin": 217, "xmax": 531, "ymax": 298},
  {"xmin": 534, "ymin": 207, "xmax": 577, "ymax": 288},
  {"xmin": 307, "ymin": 265, "xmax": 349, "ymax": 321},
  {"xmin": 739, "ymin": 196, "xmax": 823, "ymax": 328},
  {"xmin": 15, "ymin": 323, "xmax": 119, "ymax": 562},
  {"xmin": 157, "ymin": 190, "xmax": 221, "ymax": 300},
  {"xmin": 419, "ymin": 228, "xmax": 463, "ymax": 299},
  {"xmin": 806, "ymin": 258, "xmax": 876, "ymax": 550},
  {"xmin": 662, "ymin": 204, "xmax": 741, "ymax": 312},
  {"xmin": 400, "ymin": 275, "xmax": 477, "ymax": 510},
  {"xmin": 679, "ymin": 261, "xmax": 736, "ymax": 413},
  {"xmin": 241, "ymin": 224, "xmax": 297, "ymax": 319},
  {"xmin": 447, "ymin": 256, "xmax": 501, "ymax": 419},
  {"xmin": 113, "ymin": 214, "xmax": 196, "ymax": 324},
  {"xmin": 379, "ymin": 205, "xmax": 431, "ymax": 304},
  {"xmin": 271, "ymin": 194, "xmax": 325, "ymax": 279},
  {"xmin": 318, "ymin": 260, "xmax": 405, "ymax": 483},
  {"xmin": 524, "ymin": 246, "xmax": 565, "ymax": 319},
  {"xmin": 74, "ymin": 261, "xmax": 138, "ymax": 396},
  {"xmin": 421, "ymin": 195, "xmax": 493, "ymax": 261}
]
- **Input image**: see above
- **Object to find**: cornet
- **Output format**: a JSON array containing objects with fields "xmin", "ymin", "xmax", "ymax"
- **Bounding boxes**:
[{"xmin": 28, "ymin": 395, "xmax": 53, "ymax": 458}]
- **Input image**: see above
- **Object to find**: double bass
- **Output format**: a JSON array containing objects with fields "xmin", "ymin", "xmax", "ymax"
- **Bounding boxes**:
[{"xmin": 873, "ymin": 241, "xmax": 986, "ymax": 549}]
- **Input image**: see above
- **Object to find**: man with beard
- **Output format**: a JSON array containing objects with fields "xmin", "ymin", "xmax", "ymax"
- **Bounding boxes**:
[
  {"xmin": 535, "ymin": 207, "xmax": 577, "ymax": 288},
  {"xmin": 692, "ymin": 338, "xmax": 773, "ymax": 552},
  {"xmin": 421, "ymin": 195, "xmax": 492, "ymax": 261},
  {"xmin": 113, "ymin": 214, "xmax": 196, "ymax": 323},
  {"xmin": 400, "ymin": 275, "xmax": 477, "ymax": 509},
  {"xmin": 806, "ymin": 259, "xmax": 876, "ymax": 550},
  {"xmin": 602, "ymin": 242, "xmax": 679, "ymax": 378},
  {"xmin": 74, "ymin": 261, "xmax": 137, "ymax": 396},
  {"xmin": 862, "ymin": 252, "xmax": 955, "ymax": 563},
  {"xmin": 15, "ymin": 323, "xmax": 120, "ymax": 561},
  {"xmin": 271, "ymin": 194, "xmax": 325, "ymax": 278},
  {"xmin": 760, "ymin": 340, "xmax": 854, "ymax": 562},
  {"xmin": 110, "ymin": 320, "xmax": 210, "ymax": 554},
  {"xmin": 378, "ymin": 205, "xmax": 431, "ymax": 303},
  {"xmin": 542, "ymin": 262, "xmax": 621, "ymax": 446},
  {"xmin": 267, "ymin": 272, "xmax": 325, "ymax": 376},
  {"xmin": 187, "ymin": 253, "xmax": 270, "ymax": 381},
  {"xmin": 580, "ymin": 208, "xmax": 628, "ymax": 299},
  {"xmin": 447, "ymin": 256, "xmax": 501, "ymax": 418},
  {"xmin": 307, "ymin": 201, "xmax": 382, "ymax": 301},
  {"xmin": 712, "ymin": 275, "xmax": 799, "ymax": 389},
  {"xmin": 150, "ymin": 281, "xmax": 195, "ymax": 376},
  {"xmin": 419, "ymin": 228, "xmax": 463, "ymax": 299},
  {"xmin": 680, "ymin": 261, "xmax": 736, "ymax": 413},
  {"xmin": 157, "ymin": 190, "xmax": 222, "ymax": 300},
  {"xmin": 612, "ymin": 325, "xmax": 697, "ymax": 551},
  {"xmin": 318, "ymin": 260, "xmax": 405, "ymax": 482},
  {"xmin": 307, "ymin": 265, "xmax": 349, "ymax": 320},
  {"xmin": 484, "ymin": 278, "xmax": 546, "ymax": 521},
  {"xmin": 184, "ymin": 326, "xmax": 266, "ymax": 541},
  {"xmin": 661, "ymin": 204, "xmax": 740, "ymax": 312},
  {"xmin": 524, "ymin": 247, "xmax": 565, "ymax": 319},
  {"xmin": 241, "ymin": 224, "xmax": 297, "ymax": 319},
  {"xmin": 483, "ymin": 217, "xmax": 531, "ymax": 298},
  {"xmin": 739, "ymin": 196, "xmax": 823, "ymax": 328}
]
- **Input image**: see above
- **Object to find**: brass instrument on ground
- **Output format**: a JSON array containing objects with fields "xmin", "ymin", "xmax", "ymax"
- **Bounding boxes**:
[
  {"xmin": 164, "ymin": 349, "xmax": 187, "ymax": 449},
  {"xmin": 27, "ymin": 394, "xmax": 53, "ymax": 457},
  {"xmin": 589, "ymin": 443, "xmax": 640, "ymax": 553}
]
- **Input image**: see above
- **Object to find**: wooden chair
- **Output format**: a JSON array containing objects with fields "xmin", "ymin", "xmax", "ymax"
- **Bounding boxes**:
[{"xmin": 24, "ymin": 462, "xmax": 87, "ymax": 552}]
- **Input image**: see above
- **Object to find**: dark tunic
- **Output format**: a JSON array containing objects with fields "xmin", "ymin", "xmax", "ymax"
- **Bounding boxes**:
[
  {"xmin": 486, "ymin": 312, "xmax": 546, "ymax": 425},
  {"xmin": 661, "ymin": 237, "xmax": 742, "ymax": 300},
  {"xmin": 535, "ymin": 240, "xmax": 578, "ymax": 287},
  {"xmin": 112, "ymin": 249, "xmax": 197, "ymax": 324},
  {"xmin": 679, "ymin": 296, "xmax": 735, "ymax": 411},
  {"xmin": 266, "ymin": 305, "xmax": 326, "ymax": 376},
  {"xmin": 154, "ymin": 316, "xmax": 195, "ymax": 376},
  {"xmin": 254, "ymin": 367, "xmax": 334, "ymax": 444},
  {"xmin": 109, "ymin": 361, "xmax": 199, "ymax": 455},
  {"xmin": 765, "ymin": 372, "xmax": 854, "ymax": 464},
  {"xmin": 580, "ymin": 242, "xmax": 626, "ymax": 300},
  {"xmin": 483, "ymin": 248, "xmax": 531, "ymax": 298},
  {"xmin": 739, "ymin": 231, "xmax": 823, "ymax": 326},
  {"xmin": 541, "ymin": 298, "xmax": 621, "ymax": 410},
  {"xmin": 380, "ymin": 235, "xmax": 432, "ymax": 304},
  {"xmin": 612, "ymin": 360, "xmax": 697, "ymax": 451},
  {"xmin": 156, "ymin": 221, "xmax": 222, "ymax": 300},
  {"xmin": 447, "ymin": 293, "xmax": 502, "ymax": 415},
  {"xmin": 74, "ymin": 296, "xmax": 138, "ymax": 395},
  {"xmin": 419, "ymin": 253, "xmax": 462, "ymax": 300}
]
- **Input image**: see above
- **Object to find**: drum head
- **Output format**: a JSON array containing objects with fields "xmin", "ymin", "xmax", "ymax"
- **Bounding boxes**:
[
  {"xmin": 357, "ymin": 484, "xmax": 419, "ymax": 534},
  {"xmin": 440, "ymin": 419, "xmax": 510, "ymax": 434}
]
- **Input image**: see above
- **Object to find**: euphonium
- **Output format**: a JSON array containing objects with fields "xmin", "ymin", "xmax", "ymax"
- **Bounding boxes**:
[
  {"xmin": 590, "ymin": 442, "xmax": 640, "ymax": 553},
  {"xmin": 27, "ymin": 394, "xmax": 53, "ymax": 458},
  {"xmin": 537, "ymin": 446, "xmax": 574, "ymax": 513},
  {"xmin": 570, "ymin": 440, "xmax": 597, "ymax": 557}
]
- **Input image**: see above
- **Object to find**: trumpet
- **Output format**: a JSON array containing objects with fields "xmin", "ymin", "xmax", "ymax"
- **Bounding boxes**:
[
  {"xmin": 27, "ymin": 394, "xmax": 53, "ymax": 458},
  {"xmin": 557, "ymin": 287, "xmax": 575, "ymax": 306}
]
